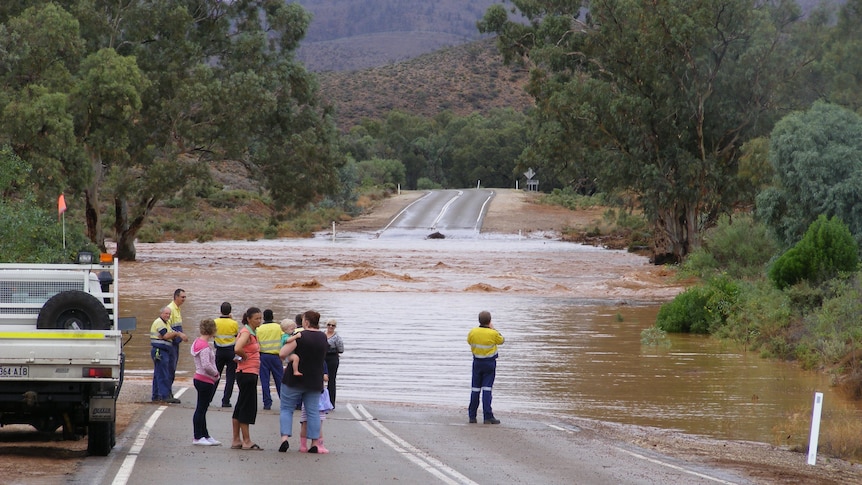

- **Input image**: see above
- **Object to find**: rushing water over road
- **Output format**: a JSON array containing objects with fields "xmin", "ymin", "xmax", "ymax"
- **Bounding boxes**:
[{"xmin": 117, "ymin": 234, "xmax": 854, "ymax": 446}]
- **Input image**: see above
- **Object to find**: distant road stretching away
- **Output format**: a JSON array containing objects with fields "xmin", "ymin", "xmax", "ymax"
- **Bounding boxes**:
[{"xmin": 378, "ymin": 189, "xmax": 494, "ymax": 237}]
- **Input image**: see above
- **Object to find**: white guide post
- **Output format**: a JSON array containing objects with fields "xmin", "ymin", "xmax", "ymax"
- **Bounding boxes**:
[{"xmin": 807, "ymin": 392, "xmax": 824, "ymax": 465}]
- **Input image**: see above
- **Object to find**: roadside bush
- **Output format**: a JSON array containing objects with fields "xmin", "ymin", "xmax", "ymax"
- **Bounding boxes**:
[
  {"xmin": 680, "ymin": 214, "xmax": 777, "ymax": 279},
  {"xmin": 796, "ymin": 276, "xmax": 862, "ymax": 369},
  {"xmin": 768, "ymin": 215, "xmax": 859, "ymax": 289},
  {"xmin": 540, "ymin": 187, "xmax": 606, "ymax": 210},
  {"xmin": 656, "ymin": 276, "xmax": 740, "ymax": 334},
  {"xmin": 718, "ymin": 280, "xmax": 792, "ymax": 352},
  {"xmin": 656, "ymin": 286, "xmax": 711, "ymax": 333},
  {"xmin": 416, "ymin": 177, "xmax": 441, "ymax": 190}
]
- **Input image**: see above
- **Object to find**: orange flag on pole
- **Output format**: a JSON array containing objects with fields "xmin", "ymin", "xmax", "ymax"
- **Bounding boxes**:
[{"xmin": 58, "ymin": 194, "xmax": 67, "ymax": 216}]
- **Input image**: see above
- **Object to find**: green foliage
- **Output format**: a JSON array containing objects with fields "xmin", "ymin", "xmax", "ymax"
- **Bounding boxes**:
[
  {"xmin": 357, "ymin": 158, "xmax": 406, "ymax": 187},
  {"xmin": 416, "ymin": 177, "xmax": 442, "ymax": 190},
  {"xmin": 681, "ymin": 214, "xmax": 778, "ymax": 279},
  {"xmin": 717, "ymin": 280, "xmax": 792, "ymax": 353},
  {"xmin": 796, "ymin": 276, "xmax": 862, "ymax": 369},
  {"xmin": 757, "ymin": 102, "xmax": 862, "ymax": 247},
  {"xmin": 656, "ymin": 286, "xmax": 711, "ymax": 333},
  {"xmin": 0, "ymin": 2, "xmax": 343, "ymax": 259},
  {"xmin": 640, "ymin": 326, "xmax": 671, "ymax": 348},
  {"xmin": 656, "ymin": 276, "xmax": 740, "ymax": 334},
  {"xmin": 0, "ymin": 197, "xmax": 96, "ymax": 263},
  {"xmin": 206, "ymin": 190, "xmax": 261, "ymax": 210},
  {"xmin": 539, "ymin": 187, "xmax": 606, "ymax": 210},
  {"xmin": 0, "ymin": 144, "xmax": 29, "ymax": 196},
  {"xmin": 482, "ymin": 0, "xmax": 804, "ymax": 261},
  {"xmin": 345, "ymin": 108, "xmax": 527, "ymax": 190},
  {"xmin": 768, "ymin": 215, "xmax": 859, "ymax": 289}
]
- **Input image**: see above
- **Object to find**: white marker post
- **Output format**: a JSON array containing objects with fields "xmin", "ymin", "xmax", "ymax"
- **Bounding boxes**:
[
  {"xmin": 332, "ymin": 221, "xmax": 336, "ymax": 242},
  {"xmin": 807, "ymin": 392, "xmax": 824, "ymax": 465}
]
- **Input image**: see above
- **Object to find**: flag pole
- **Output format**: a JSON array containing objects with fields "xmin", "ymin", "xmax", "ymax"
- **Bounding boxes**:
[{"xmin": 58, "ymin": 193, "xmax": 67, "ymax": 250}]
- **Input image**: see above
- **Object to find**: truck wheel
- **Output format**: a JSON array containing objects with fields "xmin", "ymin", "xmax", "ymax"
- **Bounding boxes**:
[
  {"xmin": 37, "ymin": 290, "xmax": 110, "ymax": 330},
  {"xmin": 87, "ymin": 421, "xmax": 113, "ymax": 456}
]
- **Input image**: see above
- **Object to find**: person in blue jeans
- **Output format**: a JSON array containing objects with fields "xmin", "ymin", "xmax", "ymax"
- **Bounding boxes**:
[
  {"xmin": 277, "ymin": 310, "xmax": 329, "ymax": 453},
  {"xmin": 467, "ymin": 310, "xmax": 504, "ymax": 424},
  {"xmin": 257, "ymin": 309, "xmax": 284, "ymax": 410}
]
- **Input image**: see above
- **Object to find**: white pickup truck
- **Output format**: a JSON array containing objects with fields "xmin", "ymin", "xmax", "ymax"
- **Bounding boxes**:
[{"xmin": 0, "ymin": 252, "xmax": 132, "ymax": 456}]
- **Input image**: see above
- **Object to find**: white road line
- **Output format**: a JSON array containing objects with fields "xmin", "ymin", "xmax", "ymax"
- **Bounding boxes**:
[
  {"xmin": 113, "ymin": 388, "xmax": 188, "ymax": 485},
  {"xmin": 378, "ymin": 191, "xmax": 432, "ymax": 234},
  {"xmin": 347, "ymin": 403, "xmax": 479, "ymax": 485},
  {"xmin": 430, "ymin": 191, "xmax": 463, "ymax": 230},
  {"xmin": 113, "ymin": 406, "xmax": 164, "ymax": 485},
  {"xmin": 611, "ymin": 447, "xmax": 739, "ymax": 485},
  {"xmin": 474, "ymin": 191, "xmax": 494, "ymax": 231},
  {"xmin": 545, "ymin": 422, "xmax": 738, "ymax": 485}
]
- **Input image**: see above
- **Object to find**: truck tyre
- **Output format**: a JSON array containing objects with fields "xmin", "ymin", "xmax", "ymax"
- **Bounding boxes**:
[
  {"xmin": 87, "ymin": 421, "xmax": 113, "ymax": 456},
  {"xmin": 37, "ymin": 291, "xmax": 110, "ymax": 330}
]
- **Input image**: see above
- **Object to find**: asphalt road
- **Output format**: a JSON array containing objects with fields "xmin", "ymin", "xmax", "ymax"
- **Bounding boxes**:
[
  {"xmin": 70, "ymin": 384, "xmax": 750, "ymax": 485},
  {"xmin": 380, "ymin": 189, "xmax": 494, "ymax": 236}
]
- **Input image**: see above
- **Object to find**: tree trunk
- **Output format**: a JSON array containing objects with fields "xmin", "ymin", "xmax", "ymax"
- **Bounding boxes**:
[
  {"xmin": 652, "ymin": 204, "xmax": 696, "ymax": 265},
  {"xmin": 113, "ymin": 197, "xmax": 136, "ymax": 261},
  {"xmin": 113, "ymin": 196, "xmax": 157, "ymax": 261},
  {"xmin": 84, "ymin": 187, "xmax": 106, "ymax": 252}
]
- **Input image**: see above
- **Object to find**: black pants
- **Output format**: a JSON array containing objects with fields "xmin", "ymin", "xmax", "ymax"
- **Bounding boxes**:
[
  {"xmin": 215, "ymin": 346, "xmax": 237, "ymax": 406},
  {"xmin": 325, "ymin": 353, "xmax": 340, "ymax": 406},
  {"xmin": 193, "ymin": 379, "xmax": 216, "ymax": 439}
]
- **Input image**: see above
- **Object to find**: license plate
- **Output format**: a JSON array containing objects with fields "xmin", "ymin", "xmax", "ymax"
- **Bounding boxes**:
[{"xmin": 0, "ymin": 366, "xmax": 29, "ymax": 378}]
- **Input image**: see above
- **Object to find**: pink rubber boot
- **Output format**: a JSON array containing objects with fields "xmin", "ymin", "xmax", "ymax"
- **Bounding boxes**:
[{"xmin": 299, "ymin": 436, "xmax": 308, "ymax": 453}]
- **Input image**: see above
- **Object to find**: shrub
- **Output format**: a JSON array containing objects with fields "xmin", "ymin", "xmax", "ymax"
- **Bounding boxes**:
[
  {"xmin": 680, "ymin": 214, "xmax": 778, "ymax": 279},
  {"xmin": 769, "ymin": 215, "xmax": 859, "ymax": 289},
  {"xmin": 640, "ymin": 326, "xmax": 671, "ymax": 347},
  {"xmin": 656, "ymin": 276, "xmax": 740, "ymax": 334},
  {"xmin": 656, "ymin": 286, "xmax": 711, "ymax": 333},
  {"xmin": 416, "ymin": 177, "xmax": 441, "ymax": 190},
  {"xmin": 719, "ymin": 280, "xmax": 792, "ymax": 352}
]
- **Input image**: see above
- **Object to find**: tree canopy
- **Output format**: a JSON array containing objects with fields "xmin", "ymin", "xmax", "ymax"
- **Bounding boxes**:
[
  {"xmin": 0, "ymin": 1, "xmax": 343, "ymax": 260},
  {"xmin": 480, "ymin": 0, "xmax": 810, "ymax": 262},
  {"xmin": 757, "ymin": 102, "xmax": 862, "ymax": 247}
]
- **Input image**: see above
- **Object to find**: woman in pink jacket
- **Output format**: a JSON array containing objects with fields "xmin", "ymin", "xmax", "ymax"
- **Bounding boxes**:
[{"xmin": 191, "ymin": 318, "xmax": 221, "ymax": 446}]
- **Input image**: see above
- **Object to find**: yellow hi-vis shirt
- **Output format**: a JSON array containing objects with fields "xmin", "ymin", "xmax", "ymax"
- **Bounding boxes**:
[
  {"xmin": 467, "ymin": 326, "xmax": 504, "ymax": 359},
  {"xmin": 214, "ymin": 317, "xmax": 239, "ymax": 348},
  {"xmin": 257, "ymin": 322, "xmax": 284, "ymax": 354}
]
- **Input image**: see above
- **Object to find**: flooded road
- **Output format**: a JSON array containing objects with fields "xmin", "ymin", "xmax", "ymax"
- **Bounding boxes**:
[{"xmin": 117, "ymin": 234, "xmax": 853, "ymax": 446}]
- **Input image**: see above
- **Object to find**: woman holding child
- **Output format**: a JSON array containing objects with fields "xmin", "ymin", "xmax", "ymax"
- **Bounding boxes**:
[{"xmin": 278, "ymin": 310, "xmax": 329, "ymax": 453}]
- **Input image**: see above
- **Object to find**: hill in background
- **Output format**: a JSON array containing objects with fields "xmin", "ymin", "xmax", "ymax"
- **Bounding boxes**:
[
  {"xmin": 316, "ymin": 38, "xmax": 535, "ymax": 131},
  {"xmin": 295, "ymin": 0, "xmax": 503, "ymax": 71}
]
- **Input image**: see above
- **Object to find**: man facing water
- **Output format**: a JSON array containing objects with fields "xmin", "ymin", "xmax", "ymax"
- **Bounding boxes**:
[{"xmin": 467, "ymin": 310, "xmax": 504, "ymax": 424}]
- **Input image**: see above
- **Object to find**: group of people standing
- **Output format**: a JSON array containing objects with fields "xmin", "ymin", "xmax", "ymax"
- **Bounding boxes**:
[{"xmin": 149, "ymin": 291, "xmax": 345, "ymax": 453}]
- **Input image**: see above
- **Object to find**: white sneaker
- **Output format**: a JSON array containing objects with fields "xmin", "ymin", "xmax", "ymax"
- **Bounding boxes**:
[
  {"xmin": 193, "ymin": 438, "xmax": 212, "ymax": 446},
  {"xmin": 205, "ymin": 437, "xmax": 221, "ymax": 446}
]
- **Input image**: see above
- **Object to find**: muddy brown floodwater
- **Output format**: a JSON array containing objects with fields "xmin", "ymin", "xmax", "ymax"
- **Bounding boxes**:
[{"xmin": 3, "ymin": 190, "xmax": 861, "ymax": 484}]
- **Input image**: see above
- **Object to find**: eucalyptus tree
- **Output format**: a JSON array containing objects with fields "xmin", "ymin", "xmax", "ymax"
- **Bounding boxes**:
[
  {"xmin": 0, "ymin": 1, "xmax": 342, "ymax": 260},
  {"xmin": 757, "ymin": 102, "xmax": 862, "ymax": 247},
  {"xmin": 480, "ymin": 0, "xmax": 809, "ymax": 262}
]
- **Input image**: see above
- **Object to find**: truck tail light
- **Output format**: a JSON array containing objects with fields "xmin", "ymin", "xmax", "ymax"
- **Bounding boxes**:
[{"xmin": 83, "ymin": 367, "xmax": 113, "ymax": 378}]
